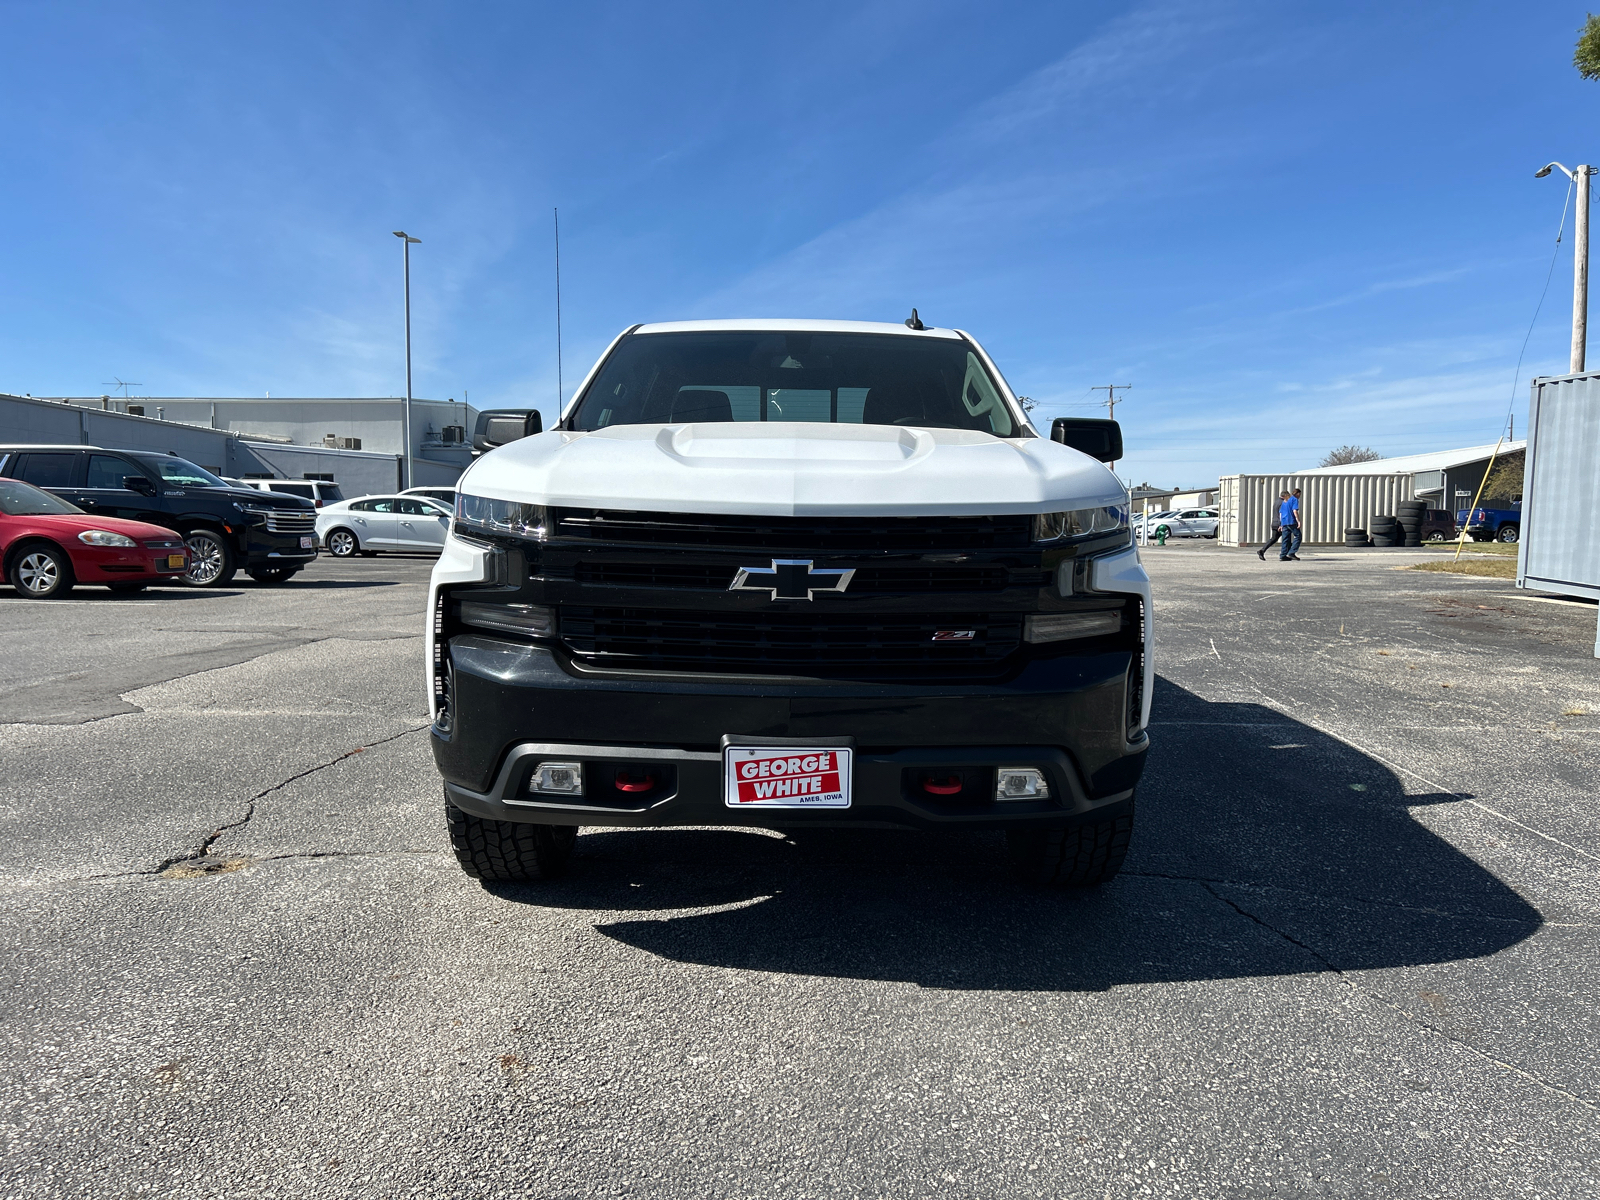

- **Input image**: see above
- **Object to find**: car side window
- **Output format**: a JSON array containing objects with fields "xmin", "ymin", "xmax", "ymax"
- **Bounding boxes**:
[
  {"xmin": 86, "ymin": 455, "xmax": 137, "ymax": 489},
  {"xmin": 396, "ymin": 499, "xmax": 425, "ymax": 515},
  {"xmin": 349, "ymin": 500, "xmax": 372, "ymax": 512},
  {"xmin": 370, "ymin": 499, "xmax": 395, "ymax": 513},
  {"xmin": 16, "ymin": 452, "xmax": 79, "ymax": 487}
]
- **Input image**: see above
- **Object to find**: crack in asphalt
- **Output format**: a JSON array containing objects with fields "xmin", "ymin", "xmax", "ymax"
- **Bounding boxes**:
[
  {"xmin": 1202, "ymin": 881, "xmax": 1600, "ymax": 1113},
  {"xmin": 147, "ymin": 724, "xmax": 430, "ymax": 875}
]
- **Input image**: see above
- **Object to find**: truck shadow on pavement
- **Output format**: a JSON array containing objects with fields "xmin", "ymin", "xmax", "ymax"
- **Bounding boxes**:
[{"xmin": 490, "ymin": 677, "xmax": 1543, "ymax": 991}]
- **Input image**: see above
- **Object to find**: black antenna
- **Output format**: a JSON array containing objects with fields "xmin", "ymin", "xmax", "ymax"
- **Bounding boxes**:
[
  {"xmin": 904, "ymin": 308, "xmax": 925, "ymax": 331},
  {"xmin": 100, "ymin": 377, "xmax": 143, "ymax": 398},
  {"xmin": 554, "ymin": 208, "xmax": 564, "ymax": 411}
]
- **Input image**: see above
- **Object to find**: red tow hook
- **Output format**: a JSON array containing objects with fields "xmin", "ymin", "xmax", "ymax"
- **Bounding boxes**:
[
  {"xmin": 615, "ymin": 771, "xmax": 656, "ymax": 793},
  {"xmin": 921, "ymin": 775, "xmax": 963, "ymax": 796}
]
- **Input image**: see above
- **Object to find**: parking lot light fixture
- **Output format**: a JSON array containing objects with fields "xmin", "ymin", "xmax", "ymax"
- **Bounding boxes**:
[{"xmin": 393, "ymin": 231, "xmax": 422, "ymax": 488}]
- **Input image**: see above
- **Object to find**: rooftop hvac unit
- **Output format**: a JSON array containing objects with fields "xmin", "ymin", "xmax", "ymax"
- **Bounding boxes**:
[
  {"xmin": 441, "ymin": 425, "xmax": 465, "ymax": 444},
  {"xmin": 322, "ymin": 435, "xmax": 362, "ymax": 450}
]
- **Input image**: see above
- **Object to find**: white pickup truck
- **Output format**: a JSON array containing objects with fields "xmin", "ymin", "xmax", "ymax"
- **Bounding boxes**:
[{"xmin": 426, "ymin": 318, "xmax": 1152, "ymax": 886}]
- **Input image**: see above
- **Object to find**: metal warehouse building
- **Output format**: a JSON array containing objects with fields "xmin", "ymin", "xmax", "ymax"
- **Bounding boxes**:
[{"xmin": 1218, "ymin": 441, "xmax": 1525, "ymax": 547}]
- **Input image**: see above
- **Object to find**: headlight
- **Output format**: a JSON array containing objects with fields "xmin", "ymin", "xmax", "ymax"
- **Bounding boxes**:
[
  {"xmin": 77, "ymin": 530, "xmax": 137, "ymax": 548},
  {"xmin": 455, "ymin": 494, "xmax": 549, "ymax": 539},
  {"xmin": 1033, "ymin": 505, "xmax": 1127, "ymax": 543}
]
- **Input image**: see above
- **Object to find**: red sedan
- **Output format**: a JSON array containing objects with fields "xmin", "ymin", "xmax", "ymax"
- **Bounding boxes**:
[{"xmin": 1, "ymin": 478, "xmax": 189, "ymax": 598}]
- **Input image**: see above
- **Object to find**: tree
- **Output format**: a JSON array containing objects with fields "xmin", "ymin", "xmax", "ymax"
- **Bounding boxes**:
[
  {"xmin": 1318, "ymin": 445, "xmax": 1382, "ymax": 467},
  {"xmin": 1576, "ymin": 13, "xmax": 1600, "ymax": 79},
  {"xmin": 1480, "ymin": 450, "xmax": 1524, "ymax": 502}
]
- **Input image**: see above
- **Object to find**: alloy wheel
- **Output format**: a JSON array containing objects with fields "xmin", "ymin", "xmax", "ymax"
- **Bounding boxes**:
[
  {"xmin": 17, "ymin": 552, "xmax": 59, "ymax": 595},
  {"xmin": 329, "ymin": 530, "xmax": 356, "ymax": 557},
  {"xmin": 184, "ymin": 534, "xmax": 225, "ymax": 585}
]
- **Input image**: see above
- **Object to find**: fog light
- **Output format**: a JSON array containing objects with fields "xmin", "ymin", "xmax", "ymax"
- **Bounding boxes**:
[
  {"xmin": 459, "ymin": 601, "xmax": 556, "ymax": 637},
  {"xmin": 996, "ymin": 768, "xmax": 1048, "ymax": 801},
  {"xmin": 1024, "ymin": 610, "xmax": 1121, "ymax": 643},
  {"xmin": 531, "ymin": 761, "xmax": 583, "ymax": 795}
]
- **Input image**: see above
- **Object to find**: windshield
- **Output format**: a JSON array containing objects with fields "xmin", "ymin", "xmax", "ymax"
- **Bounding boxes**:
[
  {"xmin": 135, "ymin": 456, "xmax": 229, "ymax": 488},
  {"xmin": 568, "ymin": 331, "xmax": 1021, "ymax": 437},
  {"xmin": 0, "ymin": 478, "xmax": 83, "ymax": 516}
]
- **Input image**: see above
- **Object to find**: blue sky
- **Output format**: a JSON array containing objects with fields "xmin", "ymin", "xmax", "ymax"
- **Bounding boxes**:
[{"xmin": 1, "ymin": 1, "xmax": 1593, "ymax": 486}]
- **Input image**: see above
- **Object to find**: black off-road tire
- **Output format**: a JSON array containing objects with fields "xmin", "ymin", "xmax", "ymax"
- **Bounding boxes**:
[
  {"xmin": 1007, "ymin": 801, "xmax": 1135, "ymax": 887},
  {"xmin": 445, "ymin": 797, "xmax": 577, "ymax": 881}
]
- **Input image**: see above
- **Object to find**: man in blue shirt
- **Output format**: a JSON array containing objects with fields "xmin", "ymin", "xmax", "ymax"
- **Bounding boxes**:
[
  {"xmin": 1257, "ymin": 490, "xmax": 1290, "ymax": 560},
  {"xmin": 1279, "ymin": 487, "xmax": 1303, "ymax": 561}
]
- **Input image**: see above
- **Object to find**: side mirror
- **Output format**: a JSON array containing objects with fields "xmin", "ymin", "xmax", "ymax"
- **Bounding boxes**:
[
  {"xmin": 472, "ymin": 409, "xmax": 543, "ymax": 452},
  {"xmin": 123, "ymin": 475, "xmax": 157, "ymax": 496},
  {"xmin": 1051, "ymin": 417, "xmax": 1123, "ymax": 463}
]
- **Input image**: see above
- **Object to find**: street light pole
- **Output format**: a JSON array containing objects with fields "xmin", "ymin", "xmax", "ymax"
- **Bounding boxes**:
[
  {"xmin": 1536, "ymin": 163, "xmax": 1596, "ymax": 373},
  {"xmin": 393, "ymin": 231, "xmax": 421, "ymax": 487}
]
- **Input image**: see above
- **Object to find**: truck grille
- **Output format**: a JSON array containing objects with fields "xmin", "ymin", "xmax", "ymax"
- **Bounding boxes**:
[
  {"xmin": 553, "ymin": 510, "xmax": 1033, "ymax": 552},
  {"xmin": 560, "ymin": 606, "xmax": 1024, "ymax": 680},
  {"xmin": 259, "ymin": 510, "xmax": 316, "ymax": 535},
  {"xmin": 569, "ymin": 562, "xmax": 1045, "ymax": 593}
]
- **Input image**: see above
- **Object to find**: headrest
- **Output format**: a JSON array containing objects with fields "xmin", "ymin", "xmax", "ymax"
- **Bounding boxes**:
[{"xmin": 670, "ymin": 388, "xmax": 733, "ymax": 423}]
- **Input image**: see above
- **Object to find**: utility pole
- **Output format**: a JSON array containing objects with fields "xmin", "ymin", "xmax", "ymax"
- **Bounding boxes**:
[
  {"xmin": 393, "ymin": 231, "xmax": 421, "ymax": 488},
  {"xmin": 1536, "ymin": 162, "xmax": 1596, "ymax": 372},
  {"xmin": 1090, "ymin": 383, "xmax": 1132, "ymax": 422}
]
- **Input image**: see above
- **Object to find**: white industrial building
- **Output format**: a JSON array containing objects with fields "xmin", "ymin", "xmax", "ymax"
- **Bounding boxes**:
[
  {"xmin": 1296, "ymin": 441, "xmax": 1525, "ymax": 510},
  {"xmin": 38, "ymin": 395, "xmax": 479, "ymax": 482}
]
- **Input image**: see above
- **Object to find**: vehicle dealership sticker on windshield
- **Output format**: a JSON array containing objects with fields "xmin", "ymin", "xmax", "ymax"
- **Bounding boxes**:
[{"xmin": 723, "ymin": 746, "xmax": 852, "ymax": 809}]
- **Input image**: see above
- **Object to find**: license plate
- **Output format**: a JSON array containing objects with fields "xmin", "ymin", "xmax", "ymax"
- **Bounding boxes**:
[
  {"xmin": 724, "ymin": 746, "xmax": 851, "ymax": 809},
  {"xmin": 166, "ymin": 554, "xmax": 186, "ymax": 568},
  {"xmin": 300, "ymin": 536, "xmax": 315, "ymax": 549}
]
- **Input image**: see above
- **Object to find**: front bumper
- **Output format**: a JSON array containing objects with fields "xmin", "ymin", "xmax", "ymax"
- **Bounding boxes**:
[
  {"xmin": 443, "ymin": 735, "xmax": 1139, "ymax": 830},
  {"xmin": 432, "ymin": 639, "xmax": 1146, "ymax": 830}
]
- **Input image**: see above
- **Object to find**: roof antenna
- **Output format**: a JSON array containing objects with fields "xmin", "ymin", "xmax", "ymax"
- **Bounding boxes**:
[{"xmin": 904, "ymin": 308, "xmax": 925, "ymax": 331}]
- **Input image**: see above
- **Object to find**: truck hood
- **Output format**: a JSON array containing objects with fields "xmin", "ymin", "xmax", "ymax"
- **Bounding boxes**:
[{"xmin": 462, "ymin": 423, "xmax": 1124, "ymax": 516}]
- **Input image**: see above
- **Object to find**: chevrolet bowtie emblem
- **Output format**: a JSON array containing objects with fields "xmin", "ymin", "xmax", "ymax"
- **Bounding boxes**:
[{"xmin": 729, "ymin": 559, "xmax": 855, "ymax": 601}]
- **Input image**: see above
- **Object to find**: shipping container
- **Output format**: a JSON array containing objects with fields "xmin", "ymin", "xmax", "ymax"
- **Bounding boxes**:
[
  {"xmin": 1519, "ymin": 371, "xmax": 1600, "ymax": 656},
  {"xmin": 1217, "ymin": 473, "xmax": 1414, "ymax": 546}
]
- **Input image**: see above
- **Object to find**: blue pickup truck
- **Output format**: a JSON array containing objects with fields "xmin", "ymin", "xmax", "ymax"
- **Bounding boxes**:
[{"xmin": 1456, "ymin": 505, "xmax": 1520, "ymax": 543}]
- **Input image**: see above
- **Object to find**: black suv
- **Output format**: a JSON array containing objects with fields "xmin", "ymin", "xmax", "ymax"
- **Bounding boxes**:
[{"xmin": 0, "ymin": 445, "xmax": 318, "ymax": 585}]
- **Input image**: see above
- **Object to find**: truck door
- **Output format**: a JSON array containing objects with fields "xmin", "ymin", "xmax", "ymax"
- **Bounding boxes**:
[{"xmin": 73, "ymin": 454, "xmax": 171, "ymax": 528}]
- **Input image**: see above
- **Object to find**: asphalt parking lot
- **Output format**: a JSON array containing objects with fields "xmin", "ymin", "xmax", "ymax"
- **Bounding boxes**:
[{"xmin": 2, "ymin": 544, "xmax": 1597, "ymax": 1199}]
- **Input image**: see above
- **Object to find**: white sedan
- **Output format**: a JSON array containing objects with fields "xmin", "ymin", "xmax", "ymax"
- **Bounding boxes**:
[{"xmin": 316, "ymin": 495, "xmax": 453, "ymax": 557}]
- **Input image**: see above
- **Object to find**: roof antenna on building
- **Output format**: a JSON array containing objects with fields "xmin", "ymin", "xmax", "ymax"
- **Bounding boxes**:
[{"xmin": 905, "ymin": 308, "xmax": 925, "ymax": 331}]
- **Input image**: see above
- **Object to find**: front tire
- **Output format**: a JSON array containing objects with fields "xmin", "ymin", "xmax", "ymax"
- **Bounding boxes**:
[
  {"xmin": 1425, "ymin": 530, "xmax": 1448, "ymax": 542},
  {"xmin": 1008, "ymin": 801, "xmax": 1134, "ymax": 887},
  {"xmin": 1497, "ymin": 525, "xmax": 1519, "ymax": 544},
  {"xmin": 445, "ymin": 797, "xmax": 577, "ymax": 881},
  {"xmin": 325, "ymin": 528, "xmax": 359, "ymax": 558},
  {"xmin": 183, "ymin": 529, "xmax": 237, "ymax": 586},
  {"xmin": 9, "ymin": 544, "xmax": 74, "ymax": 598}
]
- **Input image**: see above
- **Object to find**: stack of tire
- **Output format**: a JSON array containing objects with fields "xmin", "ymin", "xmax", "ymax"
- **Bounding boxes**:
[
  {"xmin": 1344, "ymin": 527, "xmax": 1371, "ymax": 547},
  {"xmin": 1370, "ymin": 514, "xmax": 1399, "ymax": 547},
  {"xmin": 1395, "ymin": 499, "xmax": 1427, "ymax": 547}
]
